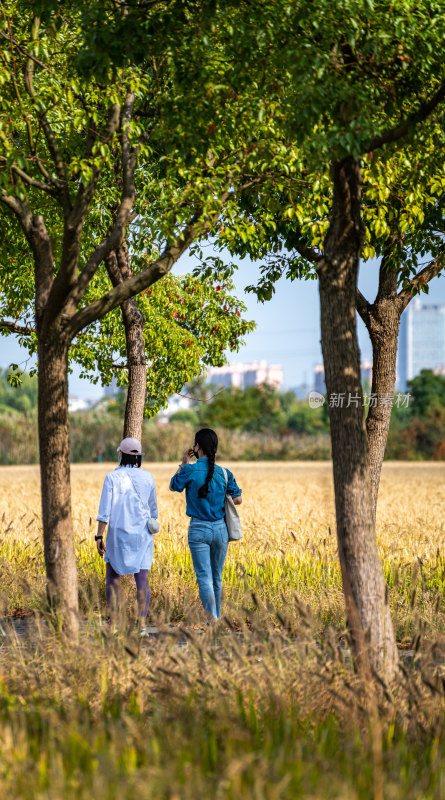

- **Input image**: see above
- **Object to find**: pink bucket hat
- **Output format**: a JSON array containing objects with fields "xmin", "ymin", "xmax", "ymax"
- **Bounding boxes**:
[{"xmin": 117, "ymin": 437, "xmax": 144, "ymax": 455}]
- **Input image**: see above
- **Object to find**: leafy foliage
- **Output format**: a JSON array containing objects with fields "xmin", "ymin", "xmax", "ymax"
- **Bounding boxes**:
[
  {"xmin": 72, "ymin": 273, "xmax": 254, "ymax": 415},
  {"xmin": 0, "ymin": 367, "xmax": 37, "ymax": 415},
  {"xmin": 0, "ymin": 1, "xmax": 258, "ymax": 418},
  {"xmin": 406, "ymin": 369, "xmax": 445, "ymax": 417},
  {"xmin": 191, "ymin": 384, "xmax": 329, "ymax": 436},
  {"xmin": 387, "ymin": 370, "xmax": 445, "ymax": 459}
]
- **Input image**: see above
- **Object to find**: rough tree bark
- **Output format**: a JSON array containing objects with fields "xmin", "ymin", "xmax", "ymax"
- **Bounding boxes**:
[
  {"xmin": 33, "ymin": 214, "xmax": 79, "ymax": 639},
  {"xmin": 37, "ymin": 333, "xmax": 79, "ymax": 637},
  {"xmin": 105, "ymin": 242, "xmax": 147, "ymax": 441},
  {"xmin": 318, "ymin": 157, "xmax": 398, "ymax": 679},
  {"xmin": 356, "ymin": 250, "xmax": 443, "ymax": 517},
  {"xmin": 356, "ymin": 255, "xmax": 401, "ymax": 518}
]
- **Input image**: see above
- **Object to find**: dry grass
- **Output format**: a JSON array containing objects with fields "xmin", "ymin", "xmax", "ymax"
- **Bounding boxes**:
[
  {"xmin": 0, "ymin": 462, "xmax": 445, "ymax": 798},
  {"xmin": 0, "ymin": 613, "xmax": 440, "ymax": 800}
]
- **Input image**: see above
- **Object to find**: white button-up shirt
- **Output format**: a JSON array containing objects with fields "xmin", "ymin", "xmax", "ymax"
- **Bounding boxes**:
[{"xmin": 96, "ymin": 465, "xmax": 158, "ymax": 575}]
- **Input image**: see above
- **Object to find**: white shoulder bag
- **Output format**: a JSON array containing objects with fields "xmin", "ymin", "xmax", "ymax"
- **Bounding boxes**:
[{"xmin": 221, "ymin": 468, "xmax": 242, "ymax": 542}]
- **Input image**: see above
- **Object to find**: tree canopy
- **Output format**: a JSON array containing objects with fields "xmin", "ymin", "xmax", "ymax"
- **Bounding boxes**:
[
  {"xmin": 0, "ymin": 1, "xmax": 255, "ymax": 410},
  {"xmin": 72, "ymin": 273, "xmax": 254, "ymax": 415}
]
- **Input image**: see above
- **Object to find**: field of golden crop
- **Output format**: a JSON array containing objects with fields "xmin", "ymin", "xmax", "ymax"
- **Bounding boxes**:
[
  {"xmin": 0, "ymin": 461, "xmax": 444, "ymax": 638},
  {"xmin": 1, "ymin": 461, "xmax": 445, "ymax": 799}
]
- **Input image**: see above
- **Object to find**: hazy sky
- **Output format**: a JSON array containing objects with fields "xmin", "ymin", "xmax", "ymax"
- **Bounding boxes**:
[{"xmin": 1, "ymin": 251, "xmax": 444, "ymax": 399}]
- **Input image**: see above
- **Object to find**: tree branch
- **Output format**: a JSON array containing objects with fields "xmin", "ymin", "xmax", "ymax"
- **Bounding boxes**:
[
  {"xmin": 0, "ymin": 159, "xmax": 59, "ymax": 196},
  {"xmin": 294, "ymin": 243, "xmax": 323, "ymax": 264},
  {"xmin": 59, "ymin": 94, "xmax": 140, "ymax": 314},
  {"xmin": 63, "ymin": 194, "xmax": 135, "ymax": 314},
  {"xmin": 397, "ymin": 255, "xmax": 445, "ymax": 312},
  {"xmin": 67, "ymin": 158, "xmax": 262, "ymax": 335},
  {"xmin": 375, "ymin": 238, "xmax": 400, "ymax": 303},
  {"xmin": 29, "ymin": 153, "xmax": 60, "ymax": 186},
  {"xmin": 69, "ymin": 102, "xmax": 121, "ymax": 228},
  {"xmin": 47, "ymin": 103, "xmax": 123, "ymax": 318},
  {"xmin": 0, "ymin": 29, "xmax": 50, "ymax": 71},
  {"xmin": 355, "ymin": 288, "xmax": 373, "ymax": 327},
  {"xmin": 0, "ymin": 196, "xmax": 55, "ymax": 315},
  {"xmin": 0, "ymin": 190, "xmax": 33, "ymax": 240},
  {"xmin": 0, "ymin": 320, "xmax": 35, "ymax": 336},
  {"xmin": 68, "ymin": 199, "xmax": 229, "ymax": 336},
  {"xmin": 68, "ymin": 167, "xmax": 268, "ymax": 331},
  {"xmin": 23, "ymin": 19, "xmax": 71, "ymax": 210},
  {"xmin": 366, "ymin": 81, "xmax": 445, "ymax": 153}
]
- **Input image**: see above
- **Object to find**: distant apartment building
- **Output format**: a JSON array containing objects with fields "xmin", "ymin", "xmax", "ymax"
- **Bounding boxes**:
[
  {"xmin": 157, "ymin": 393, "xmax": 192, "ymax": 424},
  {"xmin": 398, "ymin": 299, "xmax": 445, "ymax": 389},
  {"xmin": 313, "ymin": 359, "xmax": 373, "ymax": 395},
  {"xmin": 208, "ymin": 360, "xmax": 283, "ymax": 390}
]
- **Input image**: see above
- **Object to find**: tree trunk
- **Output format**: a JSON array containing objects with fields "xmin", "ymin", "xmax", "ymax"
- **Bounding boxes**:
[
  {"xmin": 105, "ymin": 244, "xmax": 147, "ymax": 440},
  {"xmin": 366, "ymin": 305, "xmax": 400, "ymax": 516},
  {"xmin": 356, "ymin": 257, "xmax": 402, "ymax": 518},
  {"xmin": 319, "ymin": 157, "xmax": 398, "ymax": 679},
  {"xmin": 37, "ymin": 332, "xmax": 79, "ymax": 638},
  {"xmin": 123, "ymin": 321, "xmax": 146, "ymax": 440}
]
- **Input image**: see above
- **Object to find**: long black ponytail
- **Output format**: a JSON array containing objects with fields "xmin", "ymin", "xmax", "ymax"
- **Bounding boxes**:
[{"xmin": 195, "ymin": 428, "xmax": 218, "ymax": 498}]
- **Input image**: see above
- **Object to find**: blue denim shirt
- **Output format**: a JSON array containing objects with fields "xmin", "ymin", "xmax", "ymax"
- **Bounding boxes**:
[{"xmin": 170, "ymin": 457, "xmax": 241, "ymax": 521}]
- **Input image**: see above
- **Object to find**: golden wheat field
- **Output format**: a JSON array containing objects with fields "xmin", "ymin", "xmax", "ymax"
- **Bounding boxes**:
[
  {"xmin": 0, "ymin": 461, "xmax": 444, "ymax": 637},
  {"xmin": 1, "ymin": 462, "xmax": 445, "ymax": 800}
]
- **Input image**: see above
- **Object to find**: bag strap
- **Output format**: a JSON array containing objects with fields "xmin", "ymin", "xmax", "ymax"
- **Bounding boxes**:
[
  {"xmin": 125, "ymin": 468, "xmax": 149, "ymax": 514},
  {"xmin": 221, "ymin": 467, "xmax": 228, "ymax": 493}
]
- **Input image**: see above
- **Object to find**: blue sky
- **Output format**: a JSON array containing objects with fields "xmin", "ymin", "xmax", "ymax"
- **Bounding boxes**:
[{"xmin": 1, "ymin": 251, "xmax": 444, "ymax": 399}]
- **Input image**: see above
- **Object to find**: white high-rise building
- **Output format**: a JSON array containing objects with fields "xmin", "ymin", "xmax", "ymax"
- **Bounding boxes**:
[
  {"xmin": 208, "ymin": 361, "xmax": 283, "ymax": 390},
  {"xmin": 398, "ymin": 299, "xmax": 445, "ymax": 389}
]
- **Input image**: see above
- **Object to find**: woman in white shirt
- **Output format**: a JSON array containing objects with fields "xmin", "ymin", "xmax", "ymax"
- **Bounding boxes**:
[{"xmin": 95, "ymin": 437, "xmax": 158, "ymax": 635}]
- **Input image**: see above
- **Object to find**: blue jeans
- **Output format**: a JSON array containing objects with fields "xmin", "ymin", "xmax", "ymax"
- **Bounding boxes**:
[{"xmin": 188, "ymin": 517, "xmax": 229, "ymax": 619}]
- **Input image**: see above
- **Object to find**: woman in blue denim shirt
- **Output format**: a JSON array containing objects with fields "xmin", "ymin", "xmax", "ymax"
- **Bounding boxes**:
[{"xmin": 170, "ymin": 428, "xmax": 242, "ymax": 621}]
